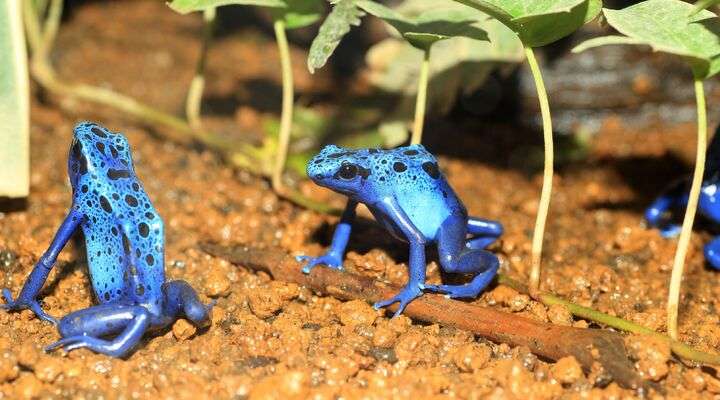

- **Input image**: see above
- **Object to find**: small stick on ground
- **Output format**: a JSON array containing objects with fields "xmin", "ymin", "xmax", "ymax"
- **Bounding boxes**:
[{"xmin": 201, "ymin": 242, "xmax": 647, "ymax": 391}]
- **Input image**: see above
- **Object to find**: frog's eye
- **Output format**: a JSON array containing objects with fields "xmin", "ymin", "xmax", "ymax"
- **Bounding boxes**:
[{"xmin": 337, "ymin": 164, "xmax": 358, "ymax": 180}]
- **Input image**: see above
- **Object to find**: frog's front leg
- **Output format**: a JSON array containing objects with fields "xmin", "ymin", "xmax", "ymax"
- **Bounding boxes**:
[
  {"xmin": 372, "ymin": 197, "xmax": 426, "ymax": 317},
  {"xmin": 423, "ymin": 214, "xmax": 499, "ymax": 299},
  {"xmin": 645, "ymin": 180, "xmax": 688, "ymax": 238},
  {"xmin": 297, "ymin": 199, "xmax": 357, "ymax": 274},
  {"xmin": 46, "ymin": 304, "xmax": 150, "ymax": 358},
  {"xmin": 1, "ymin": 208, "xmax": 84, "ymax": 325}
]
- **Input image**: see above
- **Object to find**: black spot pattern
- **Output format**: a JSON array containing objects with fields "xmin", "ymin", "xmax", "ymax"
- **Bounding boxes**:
[
  {"xmin": 69, "ymin": 122, "xmax": 165, "ymax": 307},
  {"xmin": 393, "ymin": 162, "xmax": 407, "ymax": 172}
]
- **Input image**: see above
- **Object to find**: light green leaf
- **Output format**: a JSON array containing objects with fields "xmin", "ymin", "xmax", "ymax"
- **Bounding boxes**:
[
  {"xmin": 307, "ymin": 0, "xmax": 365, "ymax": 73},
  {"xmin": 168, "ymin": 0, "xmax": 286, "ymax": 14},
  {"xmin": 692, "ymin": 0, "xmax": 720, "ymax": 16},
  {"xmin": 571, "ymin": 35, "xmax": 647, "ymax": 53},
  {"xmin": 366, "ymin": 16, "xmax": 523, "ymax": 113},
  {"xmin": 356, "ymin": 1, "xmax": 488, "ymax": 50},
  {"xmin": 0, "ymin": 0, "xmax": 29, "ymax": 197},
  {"xmin": 451, "ymin": 0, "xmax": 601, "ymax": 47},
  {"xmin": 573, "ymin": 0, "xmax": 720, "ymax": 79},
  {"xmin": 271, "ymin": 0, "xmax": 323, "ymax": 29}
]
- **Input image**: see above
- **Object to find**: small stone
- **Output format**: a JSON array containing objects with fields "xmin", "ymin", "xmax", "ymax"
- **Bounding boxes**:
[
  {"xmin": 508, "ymin": 294, "xmax": 530, "ymax": 312},
  {"xmin": 547, "ymin": 304, "xmax": 573, "ymax": 326},
  {"xmin": 452, "ymin": 342, "xmax": 492, "ymax": 372},
  {"xmin": 248, "ymin": 287, "xmax": 283, "ymax": 319},
  {"xmin": 248, "ymin": 370, "xmax": 310, "ymax": 400},
  {"xmin": 336, "ymin": 300, "xmax": 378, "ymax": 327},
  {"xmin": 34, "ymin": 356, "xmax": 63, "ymax": 383},
  {"xmin": 14, "ymin": 373, "xmax": 43, "ymax": 399},
  {"xmin": 372, "ymin": 325, "xmax": 397, "ymax": 348},
  {"xmin": 683, "ymin": 369, "xmax": 707, "ymax": 392},
  {"xmin": 172, "ymin": 319, "xmax": 197, "ymax": 341},
  {"xmin": 551, "ymin": 356, "xmax": 583, "ymax": 384},
  {"xmin": 0, "ymin": 351, "xmax": 19, "ymax": 383},
  {"xmin": 205, "ymin": 268, "xmax": 231, "ymax": 297},
  {"xmin": 625, "ymin": 334, "xmax": 670, "ymax": 381}
]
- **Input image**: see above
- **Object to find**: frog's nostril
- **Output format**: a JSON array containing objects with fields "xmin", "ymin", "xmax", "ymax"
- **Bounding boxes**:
[{"xmin": 313, "ymin": 174, "xmax": 324, "ymax": 181}]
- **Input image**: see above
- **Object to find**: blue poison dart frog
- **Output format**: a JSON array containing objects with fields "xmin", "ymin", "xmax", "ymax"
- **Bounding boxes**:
[
  {"xmin": 1, "ymin": 122, "xmax": 213, "ymax": 357},
  {"xmin": 297, "ymin": 144, "xmax": 504, "ymax": 316},
  {"xmin": 646, "ymin": 124, "xmax": 720, "ymax": 269}
]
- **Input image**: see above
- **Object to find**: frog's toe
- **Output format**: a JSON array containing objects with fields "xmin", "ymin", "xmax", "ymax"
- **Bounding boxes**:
[
  {"xmin": 296, "ymin": 254, "xmax": 344, "ymax": 274},
  {"xmin": 45, "ymin": 336, "xmax": 84, "ymax": 353},
  {"xmin": 660, "ymin": 224, "xmax": 682, "ymax": 238},
  {"xmin": 0, "ymin": 289, "xmax": 14, "ymax": 305},
  {"xmin": 373, "ymin": 287, "xmax": 422, "ymax": 317}
]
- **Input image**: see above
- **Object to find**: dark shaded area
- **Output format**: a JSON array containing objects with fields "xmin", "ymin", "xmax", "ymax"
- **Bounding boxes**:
[{"xmin": 0, "ymin": 198, "xmax": 28, "ymax": 214}]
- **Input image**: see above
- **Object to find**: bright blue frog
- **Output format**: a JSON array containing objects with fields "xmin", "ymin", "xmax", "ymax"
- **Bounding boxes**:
[
  {"xmin": 1, "ymin": 122, "xmax": 213, "ymax": 357},
  {"xmin": 298, "ymin": 144, "xmax": 503, "ymax": 316},
  {"xmin": 646, "ymin": 124, "xmax": 720, "ymax": 269}
]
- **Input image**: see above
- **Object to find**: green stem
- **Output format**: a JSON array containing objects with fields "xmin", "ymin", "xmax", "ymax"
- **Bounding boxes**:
[
  {"xmin": 38, "ymin": 0, "xmax": 61, "ymax": 59},
  {"xmin": 185, "ymin": 7, "xmax": 215, "ymax": 130},
  {"xmin": 667, "ymin": 78, "xmax": 707, "ymax": 340},
  {"xmin": 498, "ymin": 274, "xmax": 720, "ymax": 365},
  {"xmin": 271, "ymin": 19, "xmax": 294, "ymax": 193},
  {"xmin": 410, "ymin": 48, "xmax": 430, "ymax": 145},
  {"xmin": 524, "ymin": 47, "xmax": 554, "ymax": 294}
]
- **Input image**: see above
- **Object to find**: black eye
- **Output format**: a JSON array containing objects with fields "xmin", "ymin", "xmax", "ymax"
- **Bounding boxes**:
[{"xmin": 338, "ymin": 164, "xmax": 358, "ymax": 180}]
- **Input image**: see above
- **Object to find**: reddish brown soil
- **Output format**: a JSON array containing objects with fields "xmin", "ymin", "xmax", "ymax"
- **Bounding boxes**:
[{"xmin": 2, "ymin": 1, "xmax": 720, "ymax": 398}]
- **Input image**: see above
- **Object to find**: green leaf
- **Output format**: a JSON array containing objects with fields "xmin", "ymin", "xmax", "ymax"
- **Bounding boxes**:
[
  {"xmin": 366, "ymin": 15, "xmax": 523, "ymax": 113},
  {"xmin": 0, "ymin": 0, "xmax": 29, "ymax": 197},
  {"xmin": 356, "ymin": 1, "xmax": 488, "ymax": 50},
  {"xmin": 692, "ymin": 0, "xmax": 720, "ymax": 16},
  {"xmin": 573, "ymin": 0, "xmax": 720, "ymax": 79},
  {"xmin": 451, "ymin": 0, "xmax": 601, "ymax": 47},
  {"xmin": 168, "ymin": 0, "xmax": 286, "ymax": 14},
  {"xmin": 307, "ymin": 0, "xmax": 365, "ymax": 73},
  {"xmin": 275, "ymin": 0, "xmax": 323, "ymax": 29}
]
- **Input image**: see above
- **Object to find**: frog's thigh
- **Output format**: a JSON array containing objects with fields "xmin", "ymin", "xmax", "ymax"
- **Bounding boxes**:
[
  {"xmin": 58, "ymin": 303, "xmax": 146, "ymax": 338},
  {"xmin": 438, "ymin": 215, "xmax": 498, "ymax": 275}
]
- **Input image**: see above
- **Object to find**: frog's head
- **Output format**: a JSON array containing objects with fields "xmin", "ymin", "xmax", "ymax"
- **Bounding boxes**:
[
  {"xmin": 307, "ymin": 145, "xmax": 372, "ymax": 197},
  {"xmin": 68, "ymin": 122, "xmax": 134, "ymax": 187}
]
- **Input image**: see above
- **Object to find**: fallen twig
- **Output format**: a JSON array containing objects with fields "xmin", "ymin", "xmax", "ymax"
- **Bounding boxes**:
[{"xmin": 201, "ymin": 242, "xmax": 647, "ymax": 390}]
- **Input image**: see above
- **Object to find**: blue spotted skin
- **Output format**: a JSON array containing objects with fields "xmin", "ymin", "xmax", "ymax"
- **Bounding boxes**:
[
  {"xmin": 298, "ymin": 144, "xmax": 504, "ymax": 316},
  {"xmin": 646, "ymin": 124, "xmax": 720, "ymax": 269},
  {"xmin": 1, "ymin": 122, "xmax": 212, "ymax": 357}
]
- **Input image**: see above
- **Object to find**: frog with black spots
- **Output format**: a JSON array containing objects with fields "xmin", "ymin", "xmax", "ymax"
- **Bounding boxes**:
[
  {"xmin": 1, "ymin": 122, "xmax": 213, "ymax": 357},
  {"xmin": 297, "ymin": 144, "xmax": 504, "ymax": 316}
]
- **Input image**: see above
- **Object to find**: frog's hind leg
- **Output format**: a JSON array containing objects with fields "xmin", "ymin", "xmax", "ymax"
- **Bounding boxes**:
[
  {"xmin": 423, "ymin": 215, "xmax": 499, "ymax": 299},
  {"xmin": 466, "ymin": 217, "xmax": 503, "ymax": 249},
  {"xmin": 46, "ymin": 304, "xmax": 150, "ymax": 358},
  {"xmin": 162, "ymin": 280, "xmax": 214, "ymax": 328},
  {"xmin": 645, "ymin": 180, "xmax": 689, "ymax": 238}
]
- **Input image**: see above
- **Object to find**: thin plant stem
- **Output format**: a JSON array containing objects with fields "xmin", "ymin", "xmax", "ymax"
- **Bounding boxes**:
[
  {"xmin": 410, "ymin": 48, "xmax": 431, "ymax": 145},
  {"xmin": 498, "ymin": 274, "xmax": 720, "ymax": 365},
  {"xmin": 271, "ymin": 19, "xmax": 294, "ymax": 193},
  {"xmin": 667, "ymin": 78, "xmax": 707, "ymax": 340},
  {"xmin": 186, "ymin": 7, "xmax": 215, "ymax": 130},
  {"xmin": 39, "ymin": 0, "xmax": 62, "ymax": 58},
  {"xmin": 524, "ymin": 47, "xmax": 554, "ymax": 295}
]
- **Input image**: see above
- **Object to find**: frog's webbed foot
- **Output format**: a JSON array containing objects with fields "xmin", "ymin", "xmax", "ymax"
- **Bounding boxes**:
[
  {"xmin": 373, "ymin": 285, "xmax": 422, "ymax": 318},
  {"xmin": 47, "ymin": 304, "xmax": 150, "ymax": 358},
  {"xmin": 296, "ymin": 253, "xmax": 344, "ymax": 274},
  {"xmin": 0, "ymin": 289, "xmax": 58, "ymax": 326}
]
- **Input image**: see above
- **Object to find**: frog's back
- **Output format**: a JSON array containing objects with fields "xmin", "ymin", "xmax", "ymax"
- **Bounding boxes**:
[
  {"xmin": 365, "ymin": 146, "xmax": 465, "ymax": 240},
  {"xmin": 70, "ymin": 123, "xmax": 164, "ymax": 311}
]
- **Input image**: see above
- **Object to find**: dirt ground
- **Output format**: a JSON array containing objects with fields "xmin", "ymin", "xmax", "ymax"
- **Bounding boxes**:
[{"xmin": 2, "ymin": 1, "xmax": 720, "ymax": 398}]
